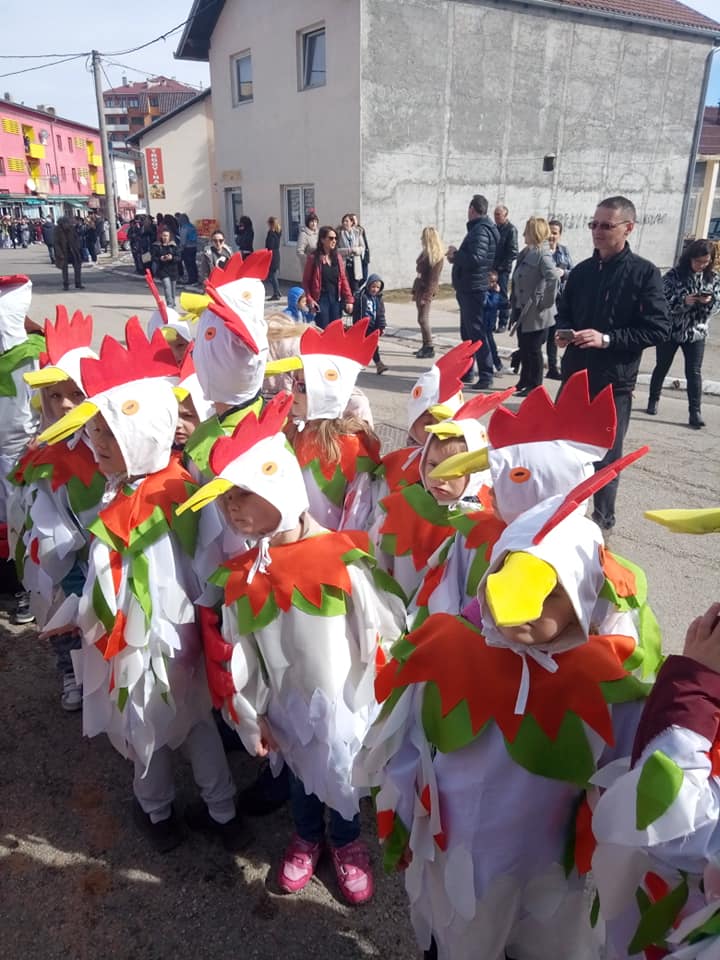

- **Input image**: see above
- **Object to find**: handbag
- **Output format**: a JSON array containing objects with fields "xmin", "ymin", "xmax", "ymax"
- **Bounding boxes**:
[{"xmin": 141, "ymin": 251, "xmax": 152, "ymax": 264}]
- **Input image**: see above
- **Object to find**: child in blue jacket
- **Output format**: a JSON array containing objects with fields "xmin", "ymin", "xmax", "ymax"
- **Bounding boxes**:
[
  {"xmin": 353, "ymin": 273, "xmax": 387, "ymax": 374},
  {"xmin": 483, "ymin": 270, "xmax": 506, "ymax": 374}
]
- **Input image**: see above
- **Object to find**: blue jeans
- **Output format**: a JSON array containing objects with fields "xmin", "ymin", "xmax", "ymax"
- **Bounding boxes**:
[
  {"xmin": 50, "ymin": 631, "xmax": 81, "ymax": 676},
  {"xmin": 484, "ymin": 316, "xmax": 501, "ymax": 370},
  {"xmin": 160, "ymin": 276, "xmax": 177, "ymax": 308},
  {"xmin": 316, "ymin": 291, "xmax": 342, "ymax": 330},
  {"xmin": 456, "ymin": 289, "xmax": 494, "ymax": 385},
  {"xmin": 289, "ymin": 772, "xmax": 359, "ymax": 847},
  {"xmin": 267, "ymin": 268, "xmax": 281, "ymax": 298},
  {"xmin": 496, "ymin": 270, "xmax": 511, "ymax": 328}
]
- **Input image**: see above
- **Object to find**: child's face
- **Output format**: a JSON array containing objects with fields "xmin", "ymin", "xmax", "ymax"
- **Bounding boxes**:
[
  {"xmin": 86, "ymin": 413, "xmax": 127, "ymax": 477},
  {"xmin": 168, "ymin": 334, "xmax": 190, "ymax": 366},
  {"xmin": 368, "ymin": 281, "xmax": 381, "ymax": 296},
  {"xmin": 43, "ymin": 379, "xmax": 85, "ymax": 424},
  {"xmin": 422, "ymin": 436, "xmax": 469, "ymax": 503},
  {"xmin": 494, "ymin": 583, "xmax": 577, "ymax": 647},
  {"xmin": 174, "ymin": 397, "xmax": 199, "ymax": 447},
  {"xmin": 488, "ymin": 272, "xmax": 498, "ymax": 287},
  {"xmin": 297, "ymin": 294, "xmax": 308, "ymax": 312},
  {"xmin": 221, "ymin": 487, "xmax": 282, "ymax": 538},
  {"xmin": 291, "ymin": 375, "xmax": 308, "ymax": 420},
  {"xmin": 409, "ymin": 411, "xmax": 435, "ymax": 446}
]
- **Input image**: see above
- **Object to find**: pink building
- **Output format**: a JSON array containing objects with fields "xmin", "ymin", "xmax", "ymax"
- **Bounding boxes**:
[{"xmin": 0, "ymin": 98, "xmax": 106, "ymax": 220}]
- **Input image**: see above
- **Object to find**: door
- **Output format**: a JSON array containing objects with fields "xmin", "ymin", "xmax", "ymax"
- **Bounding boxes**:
[{"xmin": 224, "ymin": 188, "xmax": 243, "ymax": 246}]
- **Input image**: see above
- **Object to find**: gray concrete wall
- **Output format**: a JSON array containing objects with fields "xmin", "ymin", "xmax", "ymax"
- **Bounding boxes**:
[{"xmin": 360, "ymin": 0, "xmax": 713, "ymax": 288}]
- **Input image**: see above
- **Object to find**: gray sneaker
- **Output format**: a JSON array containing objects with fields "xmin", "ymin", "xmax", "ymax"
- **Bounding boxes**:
[
  {"xmin": 12, "ymin": 591, "xmax": 34, "ymax": 625},
  {"xmin": 61, "ymin": 673, "xmax": 82, "ymax": 712}
]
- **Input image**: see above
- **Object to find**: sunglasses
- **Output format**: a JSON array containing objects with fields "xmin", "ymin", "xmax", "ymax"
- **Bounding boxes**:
[
  {"xmin": 587, "ymin": 220, "xmax": 632, "ymax": 231},
  {"xmin": 292, "ymin": 379, "xmax": 307, "ymax": 394},
  {"xmin": 326, "ymin": 234, "xmax": 337, "ymax": 241}
]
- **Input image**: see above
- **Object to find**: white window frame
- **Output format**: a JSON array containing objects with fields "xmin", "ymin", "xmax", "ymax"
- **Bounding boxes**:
[
  {"xmin": 298, "ymin": 24, "xmax": 326, "ymax": 91},
  {"xmin": 231, "ymin": 50, "xmax": 253, "ymax": 106},
  {"xmin": 283, "ymin": 184, "xmax": 315, "ymax": 244}
]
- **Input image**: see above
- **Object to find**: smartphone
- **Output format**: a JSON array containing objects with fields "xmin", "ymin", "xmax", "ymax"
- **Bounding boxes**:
[{"xmin": 556, "ymin": 329, "xmax": 575, "ymax": 345}]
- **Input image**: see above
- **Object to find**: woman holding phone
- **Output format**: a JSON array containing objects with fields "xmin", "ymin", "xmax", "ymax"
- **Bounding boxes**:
[{"xmin": 647, "ymin": 238, "xmax": 719, "ymax": 429}]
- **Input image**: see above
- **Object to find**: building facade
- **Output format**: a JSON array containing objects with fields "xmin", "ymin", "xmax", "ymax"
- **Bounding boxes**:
[
  {"xmin": 0, "ymin": 97, "xmax": 106, "ymax": 220},
  {"xmin": 177, "ymin": 0, "xmax": 720, "ymax": 287},
  {"xmin": 687, "ymin": 105, "xmax": 720, "ymax": 239}
]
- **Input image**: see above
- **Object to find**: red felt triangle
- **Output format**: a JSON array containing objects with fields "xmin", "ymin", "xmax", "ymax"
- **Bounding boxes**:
[
  {"xmin": 145, "ymin": 270, "xmax": 168, "ymax": 324},
  {"xmin": 435, "ymin": 341, "xmax": 481, "ymax": 402}
]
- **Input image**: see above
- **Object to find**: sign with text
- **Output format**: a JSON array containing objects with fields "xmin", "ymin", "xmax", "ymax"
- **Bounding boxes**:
[{"xmin": 145, "ymin": 147, "xmax": 166, "ymax": 200}]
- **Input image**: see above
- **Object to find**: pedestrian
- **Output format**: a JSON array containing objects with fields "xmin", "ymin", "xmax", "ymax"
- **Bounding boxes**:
[
  {"xmin": 647, "ymin": 238, "xmax": 719, "ymax": 429},
  {"xmin": 492, "ymin": 204, "xmax": 518, "ymax": 331},
  {"xmin": 127, "ymin": 217, "xmax": 145, "ymax": 275},
  {"xmin": 351, "ymin": 213, "xmax": 370, "ymax": 283},
  {"xmin": 412, "ymin": 226, "xmax": 445, "ymax": 359},
  {"xmin": 482, "ymin": 269, "xmax": 507, "ymax": 375},
  {"xmin": 282, "ymin": 286, "xmax": 313, "ymax": 324},
  {"xmin": 234, "ymin": 215, "xmax": 254, "ymax": 258},
  {"xmin": 84, "ymin": 215, "xmax": 98, "ymax": 263},
  {"xmin": 509, "ymin": 216, "xmax": 561, "ymax": 396},
  {"xmin": 264, "ymin": 216, "xmax": 282, "ymax": 300},
  {"xmin": 353, "ymin": 273, "xmax": 388, "ymax": 373},
  {"xmin": 198, "ymin": 229, "xmax": 233, "ymax": 283},
  {"xmin": 296, "ymin": 211, "xmax": 319, "ymax": 268},
  {"xmin": 177, "ymin": 213, "xmax": 199, "ymax": 286},
  {"xmin": 302, "ymin": 225, "xmax": 354, "ymax": 330},
  {"xmin": 546, "ymin": 219, "xmax": 573, "ymax": 380},
  {"xmin": 20, "ymin": 218, "xmax": 30, "ymax": 248},
  {"xmin": 53, "ymin": 217, "xmax": 84, "ymax": 291},
  {"xmin": 556, "ymin": 195, "xmax": 670, "ymax": 532},
  {"xmin": 337, "ymin": 213, "xmax": 366, "ymax": 293},
  {"xmin": 151, "ymin": 228, "xmax": 180, "ymax": 308},
  {"xmin": 446, "ymin": 194, "xmax": 499, "ymax": 390},
  {"xmin": 41, "ymin": 218, "xmax": 55, "ymax": 264},
  {"xmin": 100, "ymin": 217, "xmax": 110, "ymax": 252}
]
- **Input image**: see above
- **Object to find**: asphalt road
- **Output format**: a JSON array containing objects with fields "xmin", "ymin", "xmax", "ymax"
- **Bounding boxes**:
[{"xmin": 0, "ymin": 245, "xmax": 718, "ymax": 959}]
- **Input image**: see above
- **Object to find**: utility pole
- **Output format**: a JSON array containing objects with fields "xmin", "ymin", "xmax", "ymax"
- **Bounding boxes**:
[{"xmin": 91, "ymin": 50, "xmax": 119, "ymax": 258}]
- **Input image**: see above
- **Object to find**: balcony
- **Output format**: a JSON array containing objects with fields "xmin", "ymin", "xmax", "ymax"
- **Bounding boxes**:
[
  {"xmin": 93, "ymin": 182, "xmax": 106, "ymax": 196},
  {"xmin": 25, "ymin": 142, "xmax": 45, "ymax": 159},
  {"xmin": 89, "ymin": 154, "xmax": 103, "ymax": 168}
]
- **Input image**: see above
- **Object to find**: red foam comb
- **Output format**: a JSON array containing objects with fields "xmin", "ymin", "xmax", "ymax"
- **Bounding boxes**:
[
  {"xmin": 453, "ymin": 386, "xmax": 516, "ymax": 421},
  {"xmin": 488, "ymin": 371, "xmax": 616, "ymax": 450},
  {"xmin": 0, "ymin": 274, "xmax": 30, "ymax": 288},
  {"xmin": 208, "ymin": 251, "xmax": 243, "ymax": 288},
  {"xmin": 178, "ymin": 345, "xmax": 197, "ymax": 382},
  {"xmin": 40, "ymin": 305, "xmax": 93, "ymax": 367},
  {"xmin": 435, "ymin": 341, "xmax": 481, "ymax": 402},
  {"xmin": 145, "ymin": 269, "xmax": 168, "ymax": 324},
  {"xmin": 532, "ymin": 445, "xmax": 649, "ymax": 545},
  {"xmin": 79, "ymin": 316, "xmax": 178, "ymax": 398},
  {"xmin": 209, "ymin": 391, "xmax": 294, "ymax": 475},
  {"xmin": 301, "ymin": 318, "xmax": 379, "ymax": 366}
]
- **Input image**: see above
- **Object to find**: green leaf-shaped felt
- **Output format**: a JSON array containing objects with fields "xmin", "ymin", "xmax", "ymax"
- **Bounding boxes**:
[
  {"xmin": 67, "ymin": 470, "xmax": 106, "ymax": 515},
  {"xmin": 382, "ymin": 812, "xmax": 411, "ymax": 875},
  {"xmin": 117, "ymin": 687, "xmax": 129, "ymax": 712},
  {"xmin": 372, "ymin": 565, "xmax": 407, "ymax": 604},
  {"xmin": 422, "ymin": 680, "xmax": 485, "ymax": 753},
  {"xmin": 601, "ymin": 675, "xmax": 652, "ymax": 705},
  {"xmin": 92, "ymin": 577, "xmax": 116, "ymax": 635},
  {"xmin": 687, "ymin": 906, "xmax": 720, "ymax": 944},
  {"xmin": 505, "ymin": 711, "xmax": 596, "ymax": 787},
  {"xmin": 636, "ymin": 750, "xmax": 684, "ymax": 830},
  {"xmin": 307, "ymin": 458, "xmax": 347, "ymax": 507},
  {"xmin": 170, "ymin": 488, "xmax": 199, "ymax": 556},
  {"xmin": 0, "ymin": 334, "xmax": 45, "ymax": 397},
  {"xmin": 629, "ymin": 875, "xmax": 688, "ymax": 954},
  {"xmin": 128, "ymin": 551, "xmax": 152, "ymax": 624},
  {"xmin": 183, "ymin": 415, "xmax": 224, "ymax": 479},
  {"xmin": 291, "ymin": 584, "xmax": 348, "ymax": 618},
  {"xmin": 637, "ymin": 603, "xmax": 664, "ymax": 680},
  {"xmin": 232, "ymin": 590, "xmax": 280, "ymax": 634}
]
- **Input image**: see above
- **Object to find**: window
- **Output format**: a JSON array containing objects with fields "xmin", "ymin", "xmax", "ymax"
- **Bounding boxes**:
[
  {"xmin": 299, "ymin": 26, "xmax": 326, "ymax": 89},
  {"xmin": 1, "ymin": 118, "xmax": 20, "ymax": 135},
  {"xmin": 60, "ymin": 166, "xmax": 66, "ymax": 181},
  {"xmin": 0, "ymin": 158, "xmax": 4, "ymax": 175},
  {"xmin": 149, "ymin": 96, "xmax": 158, "ymax": 107},
  {"xmin": 56, "ymin": 134, "xmax": 62, "ymax": 150},
  {"xmin": 232, "ymin": 51, "xmax": 253, "ymax": 105},
  {"xmin": 7, "ymin": 157, "xmax": 26, "ymax": 173},
  {"xmin": 127, "ymin": 97, "xmax": 139, "ymax": 108},
  {"xmin": 68, "ymin": 137, "xmax": 73, "ymax": 152},
  {"xmin": 283, "ymin": 184, "xmax": 315, "ymax": 243},
  {"xmin": 44, "ymin": 163, "xmax": 51, "ymax": 175},
  {"xmin": 71, "ymin": 167, "xmax": 76, "ymax": 181}
]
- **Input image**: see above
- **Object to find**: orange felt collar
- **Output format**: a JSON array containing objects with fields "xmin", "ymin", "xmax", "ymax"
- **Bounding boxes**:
[
  {"xmin": 382, "ymin": 446, "xmax": 421, "ymax": 492},
  {"xmin": 98, "ymin": 459, "xmax": 194, "ymax": 547}
]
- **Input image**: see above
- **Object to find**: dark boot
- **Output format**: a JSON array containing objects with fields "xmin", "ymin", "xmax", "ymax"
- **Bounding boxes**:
[
  {"xmin": 689, "ymin": 409, "xmax": 705, "ymax": 429},
  {"xmin": 646, "ymin": 398, "xmax": 658, "ymax": 415}
]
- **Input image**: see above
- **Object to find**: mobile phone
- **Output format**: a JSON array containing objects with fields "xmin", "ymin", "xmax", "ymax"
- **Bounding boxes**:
[{"xmin": 556, "ymin": 329, "xmax": 575, "ymax": 345}]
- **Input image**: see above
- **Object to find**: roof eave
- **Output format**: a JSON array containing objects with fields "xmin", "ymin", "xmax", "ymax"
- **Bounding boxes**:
[{"xmin": 175, "ymin": 0, "xmax": 224, "ymax": 62}]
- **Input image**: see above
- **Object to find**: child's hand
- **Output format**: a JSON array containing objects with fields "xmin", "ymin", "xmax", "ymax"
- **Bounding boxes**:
[
  {"xmin": 39, "ymin": 625, "xmax": 80, "ymax": 641},
  {"xmin": 397, "ymin": 845, "xmax": 413, "ymax": 871},
  {"xmin": 683, "ymin": 603, "xmax": 720, "ymax": 672},
  {"xmin": 257, "ymin": 715, "xmax": 279, "ymax": 756}
]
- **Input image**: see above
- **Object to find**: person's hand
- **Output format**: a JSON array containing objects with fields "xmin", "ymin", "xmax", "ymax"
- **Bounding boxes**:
[
  {"xmin": 446, "ymin": 245, "xmax": 456, "ymax": 262},
  {"xmin": 685, "ymin": 294, "xmax": 699, "ymax": 305},
  {"xmin": 683, "ymin": 602, "xmax": 720, "ymax": 673},
  {"xmin": 344, "ymin": 301, "xmax": 353, "ymax": 314},
  {"xmin": 257, "ymin": 715, "xmax": 279, "ymax": 756},
  {"xmin": 573, "ymin": 329, "xmax": 604, "ymax": 349}
]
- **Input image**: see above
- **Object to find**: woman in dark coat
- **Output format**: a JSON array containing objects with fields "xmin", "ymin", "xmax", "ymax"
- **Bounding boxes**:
[
  {"xmin": 235, "ymin": 216, "xmax": 254, "ymax": 258},
  {"xmin": 302, "ymin": 225, "xmax": 353, "ymax": 330},
  {"xmin": 265, "ymin": 216, "xmax": 282, "ymax": 300}
]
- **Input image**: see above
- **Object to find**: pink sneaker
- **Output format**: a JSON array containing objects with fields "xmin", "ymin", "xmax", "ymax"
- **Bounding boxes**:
[
  {"xmin": 330, "ymin": 839, "xmax": 374, "ymax": 905},
  {"xmin": 277, "ymin": 834, "xmax": 322, "ymax": 893}
]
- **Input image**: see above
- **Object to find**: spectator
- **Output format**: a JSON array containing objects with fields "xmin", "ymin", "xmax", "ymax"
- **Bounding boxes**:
[
  {"xmin": 510, "ymin": 217, "xmax": 561, "ymax": 396},
  {"xmin": 351, "ymin": 213, "xmax": 370, "ymax": 283},
  {"xmin": 127, "ymin": 217, "xmax": 145, "ymax": 275},
  {"xmin": 296, "ymin": 212, "xmax": 319, "ymax": 268},
  {"xmin": 647, "ymin": 238, "xmax": 719, "ymax": 429},
  {"xmin": 162, "ymin": 213, "xmax": 180, "ymax": 241},
  {"xmin": 302, "ymin": 225, "xmax": 353, "ymax": 330},
  {"xmin": 53, "ymin": 216, "xmax": 84, "ymax": 291},
  {"xmin": 493, "ymin": 205, "xmax": 518, "ymax": 331},
  {"xmin": 546, "ymin": 219, "xmax": 573, "ymax": 380},
  {"xmin": 177, "ymin": 213, "xmax": 199, "ymax": 286},
  {"xmin": 557, "ymin": 195, "xmax": 670, "ymax": 532},
  {"xmin": 483, "ymin": 269, "xmax": 508, "ymax": 375},
  {"xmin": 412, "ymin": 226, "xmax": 445, "ymax": 359},
  {"xmin": 100, "ymin": 217, "xmax": 110, "ymax": 253},
  {"xmin": 337, "ymin": 213, "xmax": 366, "ymax": 293},
  {"xmin": 151, "ymin": 228, "xmax": 181, "ymax": 308},
  {"xmin": 198, "ymin": 230, "xmax": 233, "ymax": 283},
  {"xmin": 283, "ymin": 286, "xmax": 313, "ymax": 323},
  {"xmin": 446, "ymin": 194, "xmax": 499, "ymax": 390},
  {"xmin": 353, "ymin": 273, "xmax": 388, "ymax": 374},
  {"xmin": 84, "ymin": 215, "xmax": 98, "ymax": 263},
  {"xmin": 20, "ymin": 218, "xmax": 31, "ymax": 249},
  {"xmin": 41, "ymin": 218, "xmax": 55, "ymax": 264},
  {"xmin": 265, "ymin": 216, "xmax": 282, "ymax": 301},
  {"xmin": 235, "ymin": 216, "xmax": 254, "ymax": 258}
]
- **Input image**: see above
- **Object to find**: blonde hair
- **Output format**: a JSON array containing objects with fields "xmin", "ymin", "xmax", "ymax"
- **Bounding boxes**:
[
  {"xmin": 524, "ymin": 216, "xmax": 551, "ymax": 248},
  {"xmin": 421, "ymin": 226, "xmax": 445, "ymax": 267},
  {"xmin": 268, "ymin": 216, "xmax": 282, "ymax": 233},
  {"xmin": 426, "ymin": 434, "xmax": 468, "ymax": 459},
  {"xmin": 288, "ymin": 416, "xmax": 379, "ymax": 464},
  {"xmin": 266, "ymin": 314, "xmax": 305, "ymax": 341}
]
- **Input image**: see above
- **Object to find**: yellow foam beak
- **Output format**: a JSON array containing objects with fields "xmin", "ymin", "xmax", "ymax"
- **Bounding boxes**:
[
  {"xmin": 173, "ymin": 386, "xmax": 189, "ymax": 402},
  {"xmin": 485, "ymin": 552, "xmax": 558, "ymax": 627},
  {"xmin": 37, "ymin": 400, "xmax": 99, "ymax": 445},
  {"xmin": 176, "ymin": 477, "xmax": 234, "ymax": 515},
  {"xmin": 644, "ymin": 508, "xmax": 720, "ymax": 535},
  {"xmin": 264, "ymin": 356, "xmax": 304, "ymax": 376},
  {"xmin": 160, "ymin": 326, "xmax": 178, "ymax": 342},
  {"xmin": 427, "ymin": 403, "xmax": 455, "ymax": 422},
  {"xmin": 24, "ymin": 366, "xmax": 69, "ymax": 388},
  {"xmin": 429, "ymin": 446, "xmax": 489, "ymax": 479},
  {"xmin": 179, "ymin": 291, "xmax": 210, "ymax": 316},
  {"xmin": 426, "ymin": 420, "xmax": 464, "ymax": 439}
]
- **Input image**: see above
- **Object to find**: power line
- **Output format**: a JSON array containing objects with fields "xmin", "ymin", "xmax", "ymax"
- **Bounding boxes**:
[
  {"xmin": 105, "ymin": 59, "xmax": 203, "ymax": 88},
  {"xmin": 0, "ymin": 54, "xmax": 88, "ymax": 80},
  {"xmin": 0, "ymin": 52, "xmax": 88, "ymax": 60}
]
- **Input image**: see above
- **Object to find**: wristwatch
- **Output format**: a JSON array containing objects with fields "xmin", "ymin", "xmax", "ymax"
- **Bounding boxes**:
[{"xmin": 601, "ymin": 334, "xmax": 611, "ymax": 348}]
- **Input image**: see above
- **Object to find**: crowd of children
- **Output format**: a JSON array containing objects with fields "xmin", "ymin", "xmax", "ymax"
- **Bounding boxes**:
[{"xmin": 2, "ymin": 258, "xmax": 719, "ymax": 960}]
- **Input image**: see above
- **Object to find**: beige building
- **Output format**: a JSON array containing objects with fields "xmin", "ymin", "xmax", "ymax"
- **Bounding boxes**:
[{"xmin": 125, "ymin": 88, "xmax": 218, "ymax": 227}]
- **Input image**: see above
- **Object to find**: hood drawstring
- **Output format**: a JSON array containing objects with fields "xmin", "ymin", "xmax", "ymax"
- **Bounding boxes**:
[
  {"xmin": 247, "ymin": 536, "xmax": 272, "ymax": 583},
  {"xmin": 513, "ymin": 647, "xmax": 559, "ymax": 715}
]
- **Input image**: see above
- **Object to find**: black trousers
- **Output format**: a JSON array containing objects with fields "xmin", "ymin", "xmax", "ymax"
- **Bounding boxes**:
[
  {"xmin": 61, "ymin": 255, "xmax": 82, "ymax": 288},
  {"xmin": 592, "ymin": 389, "xmax": 632, "ymax": 531},
  {"xmin": 456, "ymin": 289, "xmax": 494, "ymax": 385},
  {"xmin": 648, "ymin": 338, "xmax": 704, "ymax": 413},
  {"xmin": 546, "ymin": 322, "xmax": 558, "ymax": 372},
  {"xmin": 517, "ymin": 328, "xmax": 547, "ymax": 390}
]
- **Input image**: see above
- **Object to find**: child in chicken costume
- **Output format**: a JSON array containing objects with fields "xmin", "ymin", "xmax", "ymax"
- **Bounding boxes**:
[
  {"xmin": 0, "ymin": 275, "xmax": 42, "ymax": 602},
  {"xmin": 268, "ymin": 319, "xmax": 381, "ymax": 531},
  {"xmin": 592, "ymin": 507, "xmax": 720, "ymax": 960},
  {"xmin": 145, "ymin": 269, "xmax": 194, "ymax": 364},
  {"xmin": 10, "ymin": 307, "xmax": 104, "ymax": 708},
  {"xmin": 178, "ymin": 392, "xmax": 406, "ymax": 903},
  {"xmin": 354, "ymin": 376, "xmax": 657, "ymax": 960},
  {"xmin": 36, "ymin": 318, "xmax": 243, "ymax": 853}
]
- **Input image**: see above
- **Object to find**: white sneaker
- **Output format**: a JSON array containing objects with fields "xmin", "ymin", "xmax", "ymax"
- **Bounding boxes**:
[{"xmin": 61, "ymin": 674, "xmax": 82, "ymax": 712}]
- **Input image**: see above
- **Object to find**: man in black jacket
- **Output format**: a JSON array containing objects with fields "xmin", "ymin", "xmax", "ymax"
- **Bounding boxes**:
[
  {"xmin": 493, "ymin": 205, "xmax": 518, "ymax": 331},
  {"xmin": 447, "ymin": 194, "xmax": 499, "ymax": 390},
  {"xmin": 556, "ymin": 195, "xmax": 670, "ymax": 532}
]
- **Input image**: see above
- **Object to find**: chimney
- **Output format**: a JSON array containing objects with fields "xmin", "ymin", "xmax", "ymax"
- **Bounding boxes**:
[
  {"xmin": 122, "ymin": 75, "xmax": 128, "ymax": 86},
  {"xmin": 3, "ymin": 92, "xmax": 11, "ymax": 101},
  {"xmin": 46, "ymin": 106, "xmax": 56, "ymax": 116}
]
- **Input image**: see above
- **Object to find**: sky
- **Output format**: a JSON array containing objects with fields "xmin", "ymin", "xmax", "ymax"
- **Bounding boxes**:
[{"xmin": 0, "ymin": 0, "xmax": 718, "ymax": 129}]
